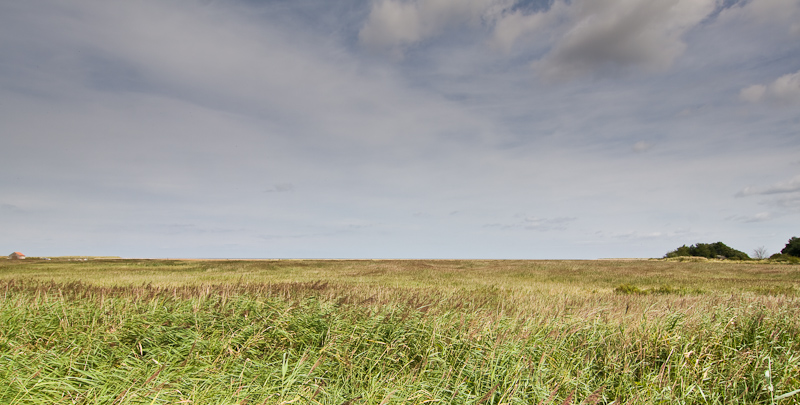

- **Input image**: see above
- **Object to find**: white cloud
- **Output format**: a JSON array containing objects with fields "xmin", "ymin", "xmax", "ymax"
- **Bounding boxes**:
[
  {"xmin": 359, "ymin": 0, "xmax": 423, "ymax": 52},
  {"xmin": 727, "ymin": 175, "xmax": 800, "ymax": 223},
  {"xmin": 743, "ymin": 0, "xmax": 800, "ymax": 35},
  {"xmin": 769, "ymin": 70, "xmax": 800, "ymax": 104},
  {"xmin": 737, "ymin": 175, "xmax": 800, "ymax": 196},
  {"xmin": 736, "ymin": 175, "xmax": 800, "ymax": 216},
  {"xmin": 739, "ymin": 84, "xmax": 766, "ymax": 103},
  {"xmin": 728, "ymin": 212, "xmax": 773, "ymax": 223},
  {"xmin": 741, "ymin": 69, "xmax": 800, "ymax": 105},
  {"xmin": 489, "ymin": 5, "xmax": 560, "ymax": 53},
  {"xmin": 359, "ymin": 0, "xmax": 497, "ymax": 55}
]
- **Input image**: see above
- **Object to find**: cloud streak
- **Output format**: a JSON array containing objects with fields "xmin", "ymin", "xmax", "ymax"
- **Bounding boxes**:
[
  {"xmin": 740, "ymin": 69, "xmax": 800, "ymax": 105},
  {"xmin": 737, "ymin": 176, "xmax": 800, "ymax": 197},
  {"xmin": 484, "ymin": 215, "xmax": 576, "ymax": 231}
]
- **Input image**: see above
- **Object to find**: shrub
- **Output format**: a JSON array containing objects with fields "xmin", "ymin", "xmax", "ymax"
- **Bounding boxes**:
[
  {"xmin": 665, "ymin": 242, "xmax": 750, "ymax": 260},
  {"xmin": 769, "ymin": 253, "xmax": 800, "ymax": 264}
]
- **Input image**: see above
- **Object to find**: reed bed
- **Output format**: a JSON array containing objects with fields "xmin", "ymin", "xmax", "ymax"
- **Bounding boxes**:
[{"xmin": 1, "ymin": 259, "xmax": 799, "ymax": 404}]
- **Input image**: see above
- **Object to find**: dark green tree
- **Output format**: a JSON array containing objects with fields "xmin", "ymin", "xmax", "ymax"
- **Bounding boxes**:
[
  {"xmin": 694, "ymin": 243, "xmax": 713, "ymax": 258},
  {"xmin": 666, "ymin": 245, "xmax": 692, "ymax": 258},
  {"xmin": 780, "ymin": 237, "xmax": 800, "ymax": 257}
]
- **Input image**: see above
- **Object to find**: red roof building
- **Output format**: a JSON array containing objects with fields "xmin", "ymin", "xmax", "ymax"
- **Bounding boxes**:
[{"xmin": 8, "ymin": 252, "xmax": 25, "ymax": 259}]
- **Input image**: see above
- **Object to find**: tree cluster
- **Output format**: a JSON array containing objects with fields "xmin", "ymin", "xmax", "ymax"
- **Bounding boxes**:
[
  {"xmin": 665, "ymin": 242, "xmax": 750, "ymax": 260},
  {"xmin": 780, "ymin": 237, "xmax": 800, "ymax": 257},
  {"xmin": 665, "ymin": 237, "xmax": 800, "ymax": 261}
]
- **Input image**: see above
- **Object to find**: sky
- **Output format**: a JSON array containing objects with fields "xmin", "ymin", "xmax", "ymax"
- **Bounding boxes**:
[{"xmin": 1, "ymin": 0, "xmax": 799, "ymax": 259}]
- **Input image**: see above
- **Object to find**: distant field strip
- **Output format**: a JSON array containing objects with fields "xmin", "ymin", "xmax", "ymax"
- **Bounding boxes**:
[{"xmin": 1, "ymin": 259, "xmax": 799, "ymax": 404}]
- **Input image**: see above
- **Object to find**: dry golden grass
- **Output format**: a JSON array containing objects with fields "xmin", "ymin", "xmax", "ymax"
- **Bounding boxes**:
[{"xmin": 1, "ymin": 259, "xmax": 799, "ymax": 404}]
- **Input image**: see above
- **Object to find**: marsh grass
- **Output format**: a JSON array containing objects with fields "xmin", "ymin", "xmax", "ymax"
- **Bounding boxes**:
[
  {"xmin": 1, "ymin": 260, "xmax": 799, "ymax": 404},
  {"xmin": 613, "ymin": 284, "xmax": 706, "ymax": 296}
]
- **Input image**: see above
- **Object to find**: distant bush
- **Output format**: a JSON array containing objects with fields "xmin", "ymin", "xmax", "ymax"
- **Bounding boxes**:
[
  {"xmin": 780, "ymin": 236, "xmax": 800, "ymax": 257},
  {"xmin": 665, "ymin": 242, "xmax": 750, "ymax": 260},
  {"xmin": 768, "ymin": 253, "xmax": 800, "ymax": 264}
]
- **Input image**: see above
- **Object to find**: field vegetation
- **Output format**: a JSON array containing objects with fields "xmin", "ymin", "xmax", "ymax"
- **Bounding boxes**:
[{"xmin": 1, "ymin": 259, "xmax": 799, "ymax": 404}]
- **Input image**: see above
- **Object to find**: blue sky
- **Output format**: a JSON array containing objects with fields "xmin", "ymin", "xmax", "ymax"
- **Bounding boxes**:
[{"xmin": 1, "ymin": 0, "xmax": 799, "ymax": 259}]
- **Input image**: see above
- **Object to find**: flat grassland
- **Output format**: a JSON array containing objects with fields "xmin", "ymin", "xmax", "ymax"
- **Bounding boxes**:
[{"xmin": 1, "ymin": 259, "xmax": 799, "ymax": 404}]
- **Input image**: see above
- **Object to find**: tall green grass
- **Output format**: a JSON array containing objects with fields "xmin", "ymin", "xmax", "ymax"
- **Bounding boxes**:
[{"xmin": 1, "ymin": 260, "xmax": 799, "ymax": 404}]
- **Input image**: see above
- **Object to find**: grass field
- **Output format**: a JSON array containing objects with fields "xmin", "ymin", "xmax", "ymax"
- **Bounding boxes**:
[{"xmin": 1, "ymin": 259, "xmax": 799, "ymax": 404}]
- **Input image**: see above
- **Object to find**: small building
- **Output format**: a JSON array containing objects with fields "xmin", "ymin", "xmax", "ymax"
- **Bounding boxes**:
[{"xmin": 8, "ymin": 252, "xmax": 25, "ymax": 260}]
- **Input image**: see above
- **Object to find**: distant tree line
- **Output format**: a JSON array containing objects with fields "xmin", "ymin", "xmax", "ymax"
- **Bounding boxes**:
[
  {"xmin": 665, "ymin": 242, "xmax": 750, "ymax": 260},
  {"xmin": 665, "ymin": 237, "xmax": 800, "ymax": 261}
]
